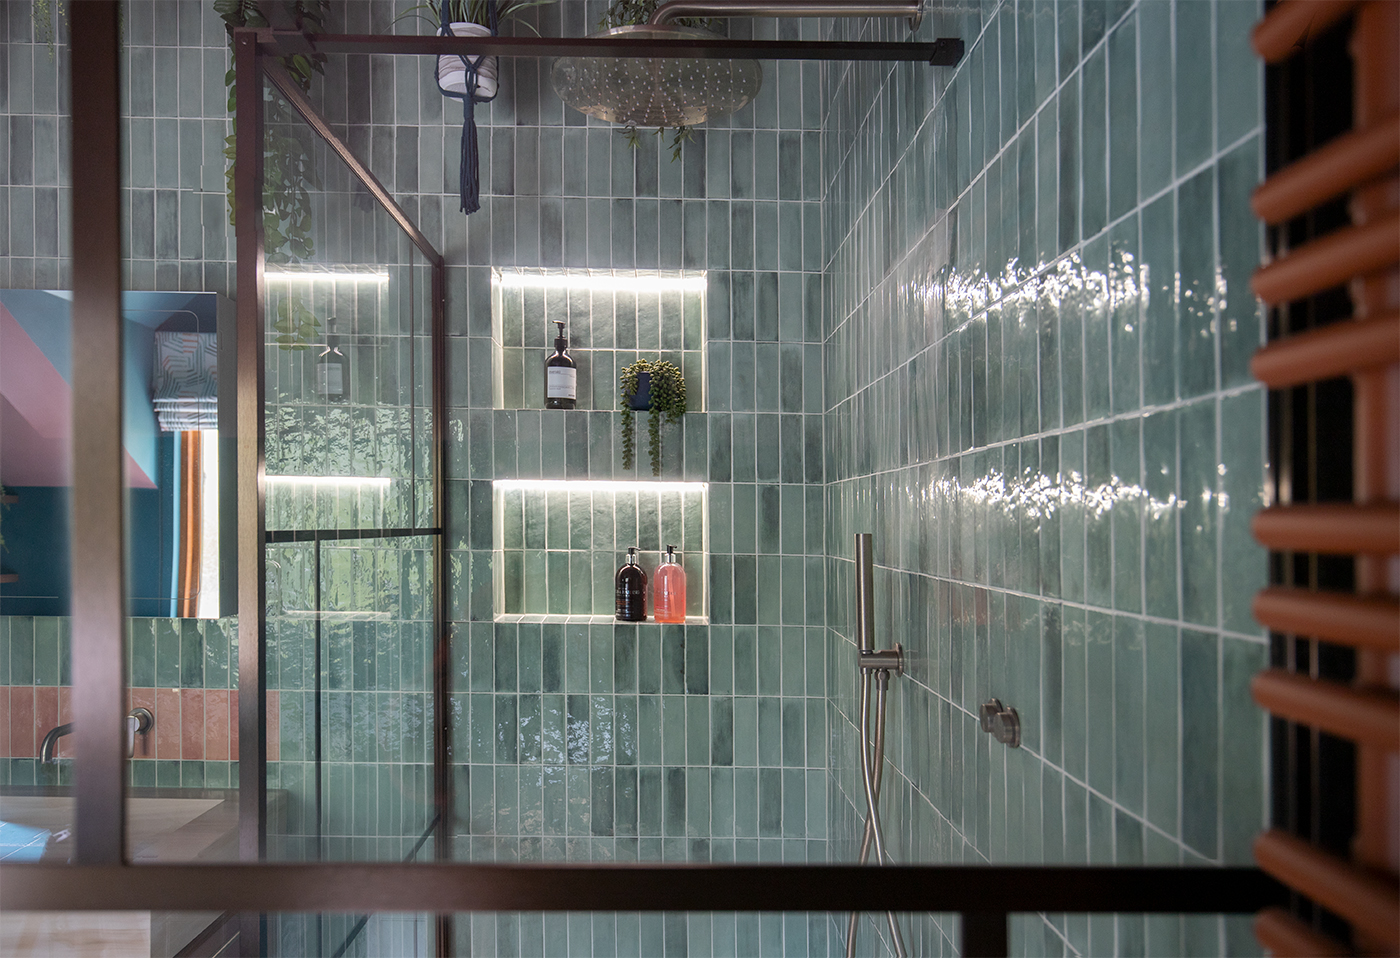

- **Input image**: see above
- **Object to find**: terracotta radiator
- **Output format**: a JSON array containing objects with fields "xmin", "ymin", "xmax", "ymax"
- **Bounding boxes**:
[{"xmin": 1249, "ymin": 1, "xmax": 1400, "ymax": 955}]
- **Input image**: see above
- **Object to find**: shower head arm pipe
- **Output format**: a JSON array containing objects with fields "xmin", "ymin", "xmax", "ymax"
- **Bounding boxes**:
[{"xmin": 648, "ymin": 0, "xmax": 924, "ymax": 30}]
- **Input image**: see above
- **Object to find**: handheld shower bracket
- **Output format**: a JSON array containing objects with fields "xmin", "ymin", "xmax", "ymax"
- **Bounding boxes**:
[{"xmin": 858, "ymin": 643, "xmax": 903, "ymax": 675}]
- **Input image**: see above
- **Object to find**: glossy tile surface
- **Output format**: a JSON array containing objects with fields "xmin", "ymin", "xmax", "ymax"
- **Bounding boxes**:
[{"xmin": 819, "ymin": 2, "xmax": 1267, "ymax": 955}]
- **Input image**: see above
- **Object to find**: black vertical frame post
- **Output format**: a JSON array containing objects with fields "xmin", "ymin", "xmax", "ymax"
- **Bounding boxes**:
[
  {"xmin": 430, "ymin": 233, "xmax": 453, "ymax": 958},
  {"xmin": 68, "ymin": 0, "xmax": 127, "ymax": 866},
  {"xmin": 314, "ymin": 538, "xmax": 323, "ymax": 858},
  {"xmin": 960, "ymin": 911, "xmax": 1009, "ymax": 958},
  {"xmin": 234, "ymin": 27, "xmax": 269, "ymax": 957}
]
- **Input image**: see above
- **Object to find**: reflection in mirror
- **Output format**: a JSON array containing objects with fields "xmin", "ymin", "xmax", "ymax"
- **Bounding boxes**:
[{"xmin": 0, "ymin": 290, "xmax": 236, "ymax": 618}]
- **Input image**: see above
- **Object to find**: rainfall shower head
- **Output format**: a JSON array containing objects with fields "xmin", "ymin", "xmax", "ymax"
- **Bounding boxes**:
[{"xmin": 550, "ymin": 25, "xmax": 763, "ymax": 129}]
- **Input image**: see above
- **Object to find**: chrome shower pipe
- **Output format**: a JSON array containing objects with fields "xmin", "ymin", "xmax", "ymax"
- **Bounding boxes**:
[
  {"xmin": 847, "ymin": 534, "xmax": 907, "ymax": 958},
  {"xmin": 649, "ymin": 0, "xmax": 924, "ymax": 30}
]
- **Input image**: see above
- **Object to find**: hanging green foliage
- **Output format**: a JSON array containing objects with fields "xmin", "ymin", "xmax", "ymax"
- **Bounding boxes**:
[
  {"xmin": 395, "ymin": 0, "xmax": 555, "ymax": 33},
  {"xmin": 31, "ymin": 0, "xmax": 64, "ymax": 59},
  {"xmin": 619, "ymin": 359, "xmax": 687, "ymax": 476},
  {"xmin": 271, "ymin": 298, "xmax": 321, "ymax": 351},
  {"xmin": 32, "ymin": 0, "xmax": 124, "ymax": 59},
  {"xmin": 215, "ymin": 1, "xmax": 330, "ymax": 349}
]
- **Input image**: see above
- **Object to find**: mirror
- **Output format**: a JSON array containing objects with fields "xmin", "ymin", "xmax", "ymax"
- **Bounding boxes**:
[{"xmin": 0, "ymin": 290, "xmax": 236, "ymax": 618}]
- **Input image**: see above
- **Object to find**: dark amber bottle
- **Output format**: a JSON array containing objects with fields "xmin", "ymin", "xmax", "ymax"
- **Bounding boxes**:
[
  {"xmin": 545, "ymin": 320, "xmax": 577, "ymax": 409},
  {"xmin": 614, "ymin": 547, "xmax": 647, "ymax": 622}
]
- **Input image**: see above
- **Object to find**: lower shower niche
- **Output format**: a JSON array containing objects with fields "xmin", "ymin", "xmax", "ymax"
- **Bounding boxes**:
[{"xmin": 492, "ymin": 480, "xmax": 708, "ymax": 622}]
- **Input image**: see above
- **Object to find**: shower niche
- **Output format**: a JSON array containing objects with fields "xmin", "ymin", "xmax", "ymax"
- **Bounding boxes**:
[
  {"xmin": 490, "ymin": 269, "xmax": 706, "ymax": 413},
  {"xmin": 486, "ymin": 269, "xmax": 711, "ymax": 623},
  {"xmin": 491, "ymin": 480, "xmax": 709, "ymax": 622}
]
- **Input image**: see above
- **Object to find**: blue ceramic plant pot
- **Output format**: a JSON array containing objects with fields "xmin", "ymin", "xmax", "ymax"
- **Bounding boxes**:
[{"xmin": 628, "ymin": 371, "xmax": 652, "ymax": 410}]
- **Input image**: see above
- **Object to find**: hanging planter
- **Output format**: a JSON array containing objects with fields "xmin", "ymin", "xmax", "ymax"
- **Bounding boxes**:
[
  {"xmin": 437, "ymin": 21, "xmax": 499, "ymax": 99},
  {"xmin": 398, "ymin": 0, "xmax": 554, "ymax": 213},
  {"xmin": 619, "ymin": 359, "xmax": 687, "ymax": 476}
]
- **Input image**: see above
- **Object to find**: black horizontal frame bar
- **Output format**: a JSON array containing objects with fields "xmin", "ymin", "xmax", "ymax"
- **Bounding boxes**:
[
  {"xmin": 265, "ymin": 527, "xmax": 442, "ymax": 543},
  {"xmin": 259, "ymin": 30, "xmax": 965, "ymax": 65},
  {"xmin": 0, "ymin": 864, "xmax": 1284, "ymax": 915}
]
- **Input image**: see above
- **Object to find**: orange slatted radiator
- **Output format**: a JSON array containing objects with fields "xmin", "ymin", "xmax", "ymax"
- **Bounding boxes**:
[{"xmin": 1250, "ymin": 1, "xmax": 1400, "ymax": 955}]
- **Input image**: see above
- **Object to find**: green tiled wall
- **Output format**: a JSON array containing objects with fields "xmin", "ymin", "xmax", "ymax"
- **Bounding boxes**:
[{"xmin": 819, "ymin": 2, "xmax": 1267, "ymax": 956}]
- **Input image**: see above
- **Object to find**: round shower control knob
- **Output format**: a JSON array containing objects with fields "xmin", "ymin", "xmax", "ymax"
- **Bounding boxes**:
[{"xmin": 979, "ymin": 699, "xmax": 1021, "ymax": 748}]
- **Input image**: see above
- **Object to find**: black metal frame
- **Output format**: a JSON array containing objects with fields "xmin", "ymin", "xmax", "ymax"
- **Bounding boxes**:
[
  {"xmin": 67, "ymin": 0, "xmax": 128, "ymax": 868},
  {"xmin": 0, "ymin": 18, "xmax": 1285, "ymax": 958},
  {"xmin": 257, "ymin": 30, "xmax": 967, "ymax": 65}
]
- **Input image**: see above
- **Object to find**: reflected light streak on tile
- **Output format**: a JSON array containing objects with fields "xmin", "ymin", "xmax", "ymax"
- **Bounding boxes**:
[{"xmin": 928, "ymin": 468, "xmax": 1184, "ymax": 520}]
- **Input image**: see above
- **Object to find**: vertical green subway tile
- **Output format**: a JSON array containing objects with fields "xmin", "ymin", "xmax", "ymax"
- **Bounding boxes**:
[
  {"xmin": 1217, "ymin": 137, "xmax": 1264, "ymax": 391},
  {"xmin": 1061, "ymin": 607, "xmax": 1088, "ymax": 784},
  {"xmin": 1179, "ymin": 399, "xmax": 1219, "ymax": 628},
  {"xmin": 1181, "ymin": 628, "xmax": 1220, "ymax": 859},
  {"xmin": 1174, "ymin": 0, "xmax": 1214, "ymax": 175},
  {"xmin": 1107, "ymin": 16, "xmax": 1139, "ymax": 221},
  {"xmin": 32, "ymin": 617, "xmax": 58, "ymax": 686},
  {"xmin": 1177, "ymin": 168, "xmax": 1219, "ymax": 400},
  {"xmin": 1111, "ymin": 415, "xmax": 1143, "ymax": 614},
  {"xmin": 1080, "ymin": 46, "xmax": 1108, "ymax": 240},
  {"xmin": 1058, "ymin": 71, "xmax": 1080, "ymax": 253}
]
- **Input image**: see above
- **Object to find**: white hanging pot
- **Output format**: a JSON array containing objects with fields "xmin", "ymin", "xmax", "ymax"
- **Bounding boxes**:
[{"xmin": 438, "ymin": 22, "xmax": 498, "ymax": 100}]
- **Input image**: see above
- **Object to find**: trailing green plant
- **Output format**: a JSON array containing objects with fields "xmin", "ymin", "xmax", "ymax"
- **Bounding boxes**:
[
  {"xmin": 272, "ymin": 298, "xmax": 321, "ymax": 351},
  {"xmin": 619, "ymin": 359, "xmax": 687, "ymax": 476},
  {"xmin": 601, "ymin": 0, "xmax": 713, "ymax": 161},
  {"xmin": 215, "ymin": 0, "xmax": 329, "ymax": 348},
  {"xmin": 396, "ymin": 0, "xmax": 554, "ymax": 33},
  {"xmin": 31, "ymin": 0, "xmax": 64, "ymax": 59},
  {"xmin": 32, "ymin": 1, "xmax": 124, "ymax": 59}
]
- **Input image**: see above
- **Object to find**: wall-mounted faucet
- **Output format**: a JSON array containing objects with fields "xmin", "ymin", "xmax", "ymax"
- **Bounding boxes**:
[{"xmin": 39, "ymin": 707, "xmax": 154, "ymax": 764}]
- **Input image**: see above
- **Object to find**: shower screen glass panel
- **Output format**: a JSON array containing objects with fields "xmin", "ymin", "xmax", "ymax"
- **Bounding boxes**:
[{"xmin": 260, "ymin": 72, "xmax": 438, "ymax": 910}]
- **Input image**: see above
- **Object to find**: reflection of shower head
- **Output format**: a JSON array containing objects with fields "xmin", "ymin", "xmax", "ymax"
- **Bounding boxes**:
[{"xmin": 551, "ymin": 25, "xmax": 762, "ymax": 129}]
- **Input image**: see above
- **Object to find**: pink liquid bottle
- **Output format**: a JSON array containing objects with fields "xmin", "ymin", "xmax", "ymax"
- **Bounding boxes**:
[{"xmin": 653, "ymin": 545, "xmax": 687, "ymax": 624}]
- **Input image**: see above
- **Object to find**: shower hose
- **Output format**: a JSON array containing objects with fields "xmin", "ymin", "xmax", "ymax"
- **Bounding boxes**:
[{"xmin": 845, "ymin": 665, "xmax": 907, "ymax": 958}]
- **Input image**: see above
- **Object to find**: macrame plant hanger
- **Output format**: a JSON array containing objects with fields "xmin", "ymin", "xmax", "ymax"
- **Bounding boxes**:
[{"xmin": 436, "ymin": 0, "xmax": 499, "ymax": 214}]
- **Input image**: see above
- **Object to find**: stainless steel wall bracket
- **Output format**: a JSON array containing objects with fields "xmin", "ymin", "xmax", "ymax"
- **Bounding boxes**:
[
  {"xmin": 858, "ymin": 643, "xmax": 904, "ymax": 675},
  {"xmin": 979, "ymin": 699, "xmax": 1020, "ymax": 748}
]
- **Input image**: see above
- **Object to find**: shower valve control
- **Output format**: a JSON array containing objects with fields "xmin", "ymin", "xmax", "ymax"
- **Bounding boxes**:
[{"xmin": 979, "ymin": 699, "xmax": 1020, "ymax": 748}]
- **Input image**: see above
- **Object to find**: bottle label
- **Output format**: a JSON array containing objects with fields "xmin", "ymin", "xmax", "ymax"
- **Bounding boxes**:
[
  {"xmin": 547, "ymin": 367, "xmax": 577, "ymax": 400},
  {"xmin": 317, "ymin": 362, "xmax": 343, "ymax": 397},
  {"xmin": 616, "ymin": 583, "xmax": 646, "ymax": 621}
]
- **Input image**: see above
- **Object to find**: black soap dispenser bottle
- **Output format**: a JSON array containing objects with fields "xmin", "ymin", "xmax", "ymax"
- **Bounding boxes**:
[
  {"xmin": 545, "ymin": 320, "xmax": 577, "ymax": 409},
  {"xmin": 615, "ymin": 547, "xmax": 647, "ymax": 622}
]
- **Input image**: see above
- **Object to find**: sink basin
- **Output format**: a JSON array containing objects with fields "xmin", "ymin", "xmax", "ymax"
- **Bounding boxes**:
[
  {"xmin": 0, "ymin": 788, "xmax": 240, "ymax": 956},
  {"xmin": 0, "ymin": 792, "xmax": 235, "ymax": 863}
]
